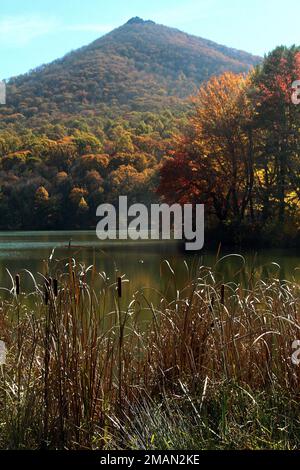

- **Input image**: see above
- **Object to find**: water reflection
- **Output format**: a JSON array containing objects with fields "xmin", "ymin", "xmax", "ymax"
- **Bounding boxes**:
[{"xmin": 0, "ymin": 231, "xmax": 299, "ymax": 296}]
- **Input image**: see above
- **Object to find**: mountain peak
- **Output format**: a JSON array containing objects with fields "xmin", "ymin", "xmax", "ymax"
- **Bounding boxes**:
[
  {"xmin": 126, "ymin": 17, "xmax": 155, "ymax": 25},
  {"xmin": 6, "ymin": 19, "xmax": 261, "ymax": 120}
]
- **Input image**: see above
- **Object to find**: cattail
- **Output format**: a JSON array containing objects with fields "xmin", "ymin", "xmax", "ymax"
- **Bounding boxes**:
[
  {"xmin": 117, "ymin": 277, "xmax": 122, "ymax": 298},
  {"xmin": 15, "ymin": 274, "xmax": 20, "ymax": 296},
  {"xmin": 220, "ymin": 284, "xmax": 225, "ymax": 305},
  {"xmin": 53, "ymin": 278, "xmax": 58, "ymax": 297}
]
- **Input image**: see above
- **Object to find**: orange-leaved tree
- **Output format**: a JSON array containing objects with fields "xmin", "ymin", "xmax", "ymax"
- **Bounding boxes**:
[{"xmin": 158, "ymin": 72, "xmax": 256, "ymax": 225}]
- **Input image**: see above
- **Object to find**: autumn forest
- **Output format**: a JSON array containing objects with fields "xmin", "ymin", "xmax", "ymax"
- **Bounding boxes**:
[{"xmin": 0, "ymin": 19, "xmax": 299, "ymax": 247}]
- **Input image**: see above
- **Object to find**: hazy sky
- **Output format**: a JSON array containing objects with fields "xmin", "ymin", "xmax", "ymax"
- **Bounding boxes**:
[{"xmin": 0, "ymin": 0, "xmax": 299, "ymax": 79}]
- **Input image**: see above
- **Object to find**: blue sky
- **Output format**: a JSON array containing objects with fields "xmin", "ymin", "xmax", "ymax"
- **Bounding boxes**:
[{"xmin": 1, "ymin": 0, "xmax": 299, "ymax": 79}]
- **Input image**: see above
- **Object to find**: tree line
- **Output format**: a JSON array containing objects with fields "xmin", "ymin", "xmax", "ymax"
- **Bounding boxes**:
[{"xmin": 159, "ymin": 46, "xmax": 300, "ymax": 246}]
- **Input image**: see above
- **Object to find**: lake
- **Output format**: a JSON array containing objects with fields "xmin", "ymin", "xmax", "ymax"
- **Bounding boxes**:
[{"xmin": 0, "ymin": 231, "xmax": 300, "ymax": 296}]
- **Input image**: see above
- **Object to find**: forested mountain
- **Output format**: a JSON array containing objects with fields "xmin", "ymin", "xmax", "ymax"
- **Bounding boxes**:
[
  {"xmin": 1, "ymin": 17, "xmax": 260, "ymax": 125},
  {"xmin": 0, "ymin": 19, "xmax": 297, "ymax": 246}
]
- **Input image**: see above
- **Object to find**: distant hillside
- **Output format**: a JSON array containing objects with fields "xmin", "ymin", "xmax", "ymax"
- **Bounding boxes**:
[{"xmin": 1, "ymin": 17, "xmax": 261, "ymax": 124}]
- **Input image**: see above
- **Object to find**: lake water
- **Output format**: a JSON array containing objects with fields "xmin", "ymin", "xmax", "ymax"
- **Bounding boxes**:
[{"xmin": 0, "ymin": 231, "xmax": 300, "ymax": 295}]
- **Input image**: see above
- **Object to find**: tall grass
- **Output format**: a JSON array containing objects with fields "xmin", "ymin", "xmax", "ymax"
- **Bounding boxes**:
[{"xmin": 0, "ymin": 254, "xmax": 300, "ymax": 449}]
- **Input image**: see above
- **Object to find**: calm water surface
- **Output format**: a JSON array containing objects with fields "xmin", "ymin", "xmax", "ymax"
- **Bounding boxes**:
[{"xmin": 0, "ymin": 231, "xmax": 300, "ymax": 295}]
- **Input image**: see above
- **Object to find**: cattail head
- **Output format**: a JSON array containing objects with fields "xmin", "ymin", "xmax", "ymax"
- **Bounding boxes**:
[
  {"xmin": 117, "ymin": 277, "xmax": 122, "ymax": 298},
  {"xmin": 15, "ymin": 274, "xmax": 20, "ymax": 296},
  {"xmin": 53, "ymin": 278, "xmax": 58, "ymax": 297},
  {"xmin": 220, "ymin": 284, "xmax": 225, "ymax": 305}
]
